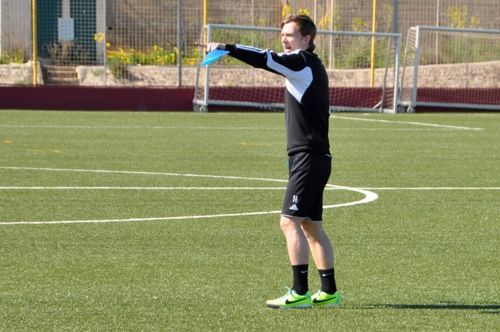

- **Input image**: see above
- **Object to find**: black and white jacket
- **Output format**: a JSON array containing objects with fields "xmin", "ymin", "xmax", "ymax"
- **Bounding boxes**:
[{"xmin": 225, "ymin": 44, "xmax": 331, "ymax": 156}]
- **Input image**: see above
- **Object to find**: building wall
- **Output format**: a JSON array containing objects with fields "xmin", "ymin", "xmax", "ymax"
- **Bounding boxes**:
[{"xmin": 0, "ymin": 0, "xmax": 32, "ymax": 57}]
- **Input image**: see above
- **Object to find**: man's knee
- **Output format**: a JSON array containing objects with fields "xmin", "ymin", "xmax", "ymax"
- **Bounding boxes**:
[
  {"xmin": 279, "ymin": 215, "xmax": 302, "ymax": 233},
  {"xmin": 301, "ymin": 221, "xmax": 328, "ymax": 242}
]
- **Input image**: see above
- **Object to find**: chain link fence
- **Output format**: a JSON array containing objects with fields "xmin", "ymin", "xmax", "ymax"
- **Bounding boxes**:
[{"xmin": 0, "ymin": 0, "xmax": 499, "ymax": 86}]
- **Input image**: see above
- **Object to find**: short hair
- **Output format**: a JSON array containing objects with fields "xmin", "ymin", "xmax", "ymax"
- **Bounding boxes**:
[{"xmin": 280, "ymin": 14, "xmax": 317, "ymax": 51}]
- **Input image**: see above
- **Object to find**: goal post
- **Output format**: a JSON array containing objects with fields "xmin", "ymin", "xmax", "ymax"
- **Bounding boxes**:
[
  {"xmin": 399, "ymin": 26, "xmax": 500, "ymax": 112},
  {"xmin": 193, "ymin": 24, "xmax": 401, "ymax": 113}
]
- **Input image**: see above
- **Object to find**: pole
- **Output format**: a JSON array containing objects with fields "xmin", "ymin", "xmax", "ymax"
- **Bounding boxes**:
[
  {"xmin": 203, "ymin": 24, "xmax": 211, "ymax": 110},
  {"xmin": 410, "ymin": 27, "xmax": 421, "ymax": 113},
  {"xmin": 203, "ymin": 0, "xmax": 208, "ymax": 42},
  {"xmin": 370, "ymin": 0, "xmax": 377, "ymax": 87},
  {"xmin": 435, "ymin": 0, "xmax": 440, "ymax": 63},
  {"xmin": 177, "ymin": 0, "xmax": 183, "ymax": 86},
  {"xmin": 328, "ymin": 0, "xmax": 334, "ymax": 69},
  {"xmin": 103, "ymin": 0, "xmax": 107, "ymax": 85},
  {"xmin": 62, "ymin": 0, "xmax": 70, "ymax": 18},
  {"xmin": 32, "ymin": 0, "xmax": 38, "ymax": 86},
  {"xmin": 392, "ymin": 0, "xmax": 399, "ymax": 112},
  {"xmin": 393, "ymin": 0, "xmax": 398, "ymax": 34},
  {"xmin": 313, "ymin": 0, "xmax": 317, "ymax": 23}
]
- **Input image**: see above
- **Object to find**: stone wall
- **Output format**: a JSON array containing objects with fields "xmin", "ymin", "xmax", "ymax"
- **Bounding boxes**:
[
  {"xmin": 76, "ymin": 61, "xmax": 500, "ymax": 89},
  {"xmin": 0, "ymin": 61, "xmax": 42, "ymax": 85},
  {"xmin": 2, "ymin": 61, "xmax": 499, "ymax": 89}
]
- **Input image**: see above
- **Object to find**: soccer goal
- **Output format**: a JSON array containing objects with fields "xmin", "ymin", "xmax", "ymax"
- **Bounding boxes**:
[
  {"xmin": 399, "ymin": 26, "xmax": 500, "ymax": 112},
  {"xmin": 193, "ymin": 24, "xmax": 401, "ymax": 113}
]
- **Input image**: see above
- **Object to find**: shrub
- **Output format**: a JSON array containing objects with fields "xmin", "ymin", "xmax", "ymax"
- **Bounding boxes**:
[{"xmin": 0, "ymin": 48, "xmax": 25, "ymax": 64}]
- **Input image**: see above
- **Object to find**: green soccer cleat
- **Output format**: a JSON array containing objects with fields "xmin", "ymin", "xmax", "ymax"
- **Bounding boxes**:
[
  {"xmin": 266, "ymin": 288, "xmax": 312, "ymax": 309},
  {"xmin": 311, "ymin": 290, "xmax": 341, "ymax": 308}
]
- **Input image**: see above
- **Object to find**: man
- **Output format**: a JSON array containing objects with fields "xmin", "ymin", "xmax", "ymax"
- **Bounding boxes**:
[{"xmin": 207, "ymin": 14, "xmax": 340, "ymax": 309}]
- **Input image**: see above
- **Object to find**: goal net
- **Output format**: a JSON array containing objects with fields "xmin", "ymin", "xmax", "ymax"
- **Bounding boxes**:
[
  {"xmin": 193, "ymin": 24, "xmax": 401, "ymax": 113},
  {"xmin": 399, "ymin": 26, "xmax": 500, "ymax": 112}
]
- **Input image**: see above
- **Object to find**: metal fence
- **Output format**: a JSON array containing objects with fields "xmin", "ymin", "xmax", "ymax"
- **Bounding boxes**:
[{"xmin": 0, "ymin": 0, "xmax": 499, "ymax": 87}]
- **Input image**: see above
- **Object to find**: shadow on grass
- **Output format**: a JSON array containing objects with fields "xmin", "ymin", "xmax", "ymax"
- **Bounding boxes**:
[{"xmin": 359, "ymin": 303, "xmax": 500, "ymax": 314}]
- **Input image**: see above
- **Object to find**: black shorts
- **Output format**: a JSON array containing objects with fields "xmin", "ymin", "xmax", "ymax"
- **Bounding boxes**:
[{"xmin": 281, "ymin": 151, "xmax": 332, "ymax": 221}]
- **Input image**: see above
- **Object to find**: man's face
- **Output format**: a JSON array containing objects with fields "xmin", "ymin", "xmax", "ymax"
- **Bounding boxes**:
[{"xmin": 281, "ymin": 21, "xmax": 311, "ymax": 53}]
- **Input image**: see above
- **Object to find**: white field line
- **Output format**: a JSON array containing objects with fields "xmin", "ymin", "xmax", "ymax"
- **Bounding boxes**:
[
  {"xmin": 1, "ymin": 186, "xmax": 499, "ymax": 191},
  {"xmin": 3, "ymin": 166, "xmax": 498, "ymax": 227},
  {"xmin": 0, "ymin": 188, "xmax": 376, "ymax": 226},
  {"xmin": 0, "ymin": 124, "xmax": 453, "ymax": 132},
  {"xmin": 331, "ymin": 115, "xmax": 484, "ymax": 131},
  {"xmin": 362, "ymin": 187, "xmax": 500, "ymax": 190},
  {"xmin": 0, "ymin": 124, "xmax": 450, "ymax": 132},
  {"xmin": 0, "ymin": 121, "xmax": 482, "ymax": 131},
  {"xmin": 0, "ymin": 166, "xmax": 289, "ymax": 184},
  {"xmin": 0, "ymin": 124, "xmax": 279, "ymax": 131},
  {"xmin": 0, "ymin": 211, "xmax": 284, "ymax": 226},
  {"xmin": 0, "ymin": 166, "xmax": 378, "ymax": 226},
  {"xmin": 0, "ymin": 186, "xmax": 288, "ymax": 190}
]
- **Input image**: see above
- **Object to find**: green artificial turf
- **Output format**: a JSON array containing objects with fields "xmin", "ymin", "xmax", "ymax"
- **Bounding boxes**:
[{"xmin": 0, "ymin": 110, "xmax": 498, "ymax": 331}]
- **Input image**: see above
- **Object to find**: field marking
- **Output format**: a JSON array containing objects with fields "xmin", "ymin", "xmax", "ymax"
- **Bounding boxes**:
[
  {"xmin": 0, "ymin": 123, "xmax": 481, "ymax": 132},
  {"xmin": 0, "ymin": 124, "xmax": 281, "ymax": 131},
  {"xmin": 0, "ymin": 166, "xmax": 289, "ymax": 183},
  {"xmin": 0, "ymin": 212, "xmax": 286, "ymax": 226},
  {"xmin": 362, "ymin": 187, "xmax": 500, "ymax": 190},
  {"xmin": 331, "ymin": 115, "xmax": 484, "ymax": 131},
  {"xmin": 1, "ymin": 186, "xmax": 499, "ymax": 191},
  {"xmin": 0, "ymin": 166, "xmax": 378, "ymax": 226},
  {"xmin": 0, "ymin": 186, "xmax": 290, "ymax": 190}
]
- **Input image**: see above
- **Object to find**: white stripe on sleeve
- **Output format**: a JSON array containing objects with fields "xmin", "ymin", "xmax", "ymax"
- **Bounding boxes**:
[{"xmin": 266, "ymin": 51, "xmax": 313, "ymax": 102}]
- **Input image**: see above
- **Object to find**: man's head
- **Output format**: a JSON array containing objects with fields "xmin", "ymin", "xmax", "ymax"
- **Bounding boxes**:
[{"xmin": 280, "ymin": 14, "xmax": 317, "ymax": 53}]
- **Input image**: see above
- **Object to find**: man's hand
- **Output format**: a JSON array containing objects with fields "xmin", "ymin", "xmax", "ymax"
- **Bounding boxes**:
[{"xmin": 207, "ymin": 42, "xmax": 226, "ymax": 52}]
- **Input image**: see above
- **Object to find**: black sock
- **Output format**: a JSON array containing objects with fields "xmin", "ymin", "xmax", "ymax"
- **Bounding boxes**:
[
  {"xmin": 318, "ymin": 268, "xmax": 337, "ymax": 294},
  {"xmin": 292, "ymin": 264, "xmax": 309, "ymax": 295}
]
